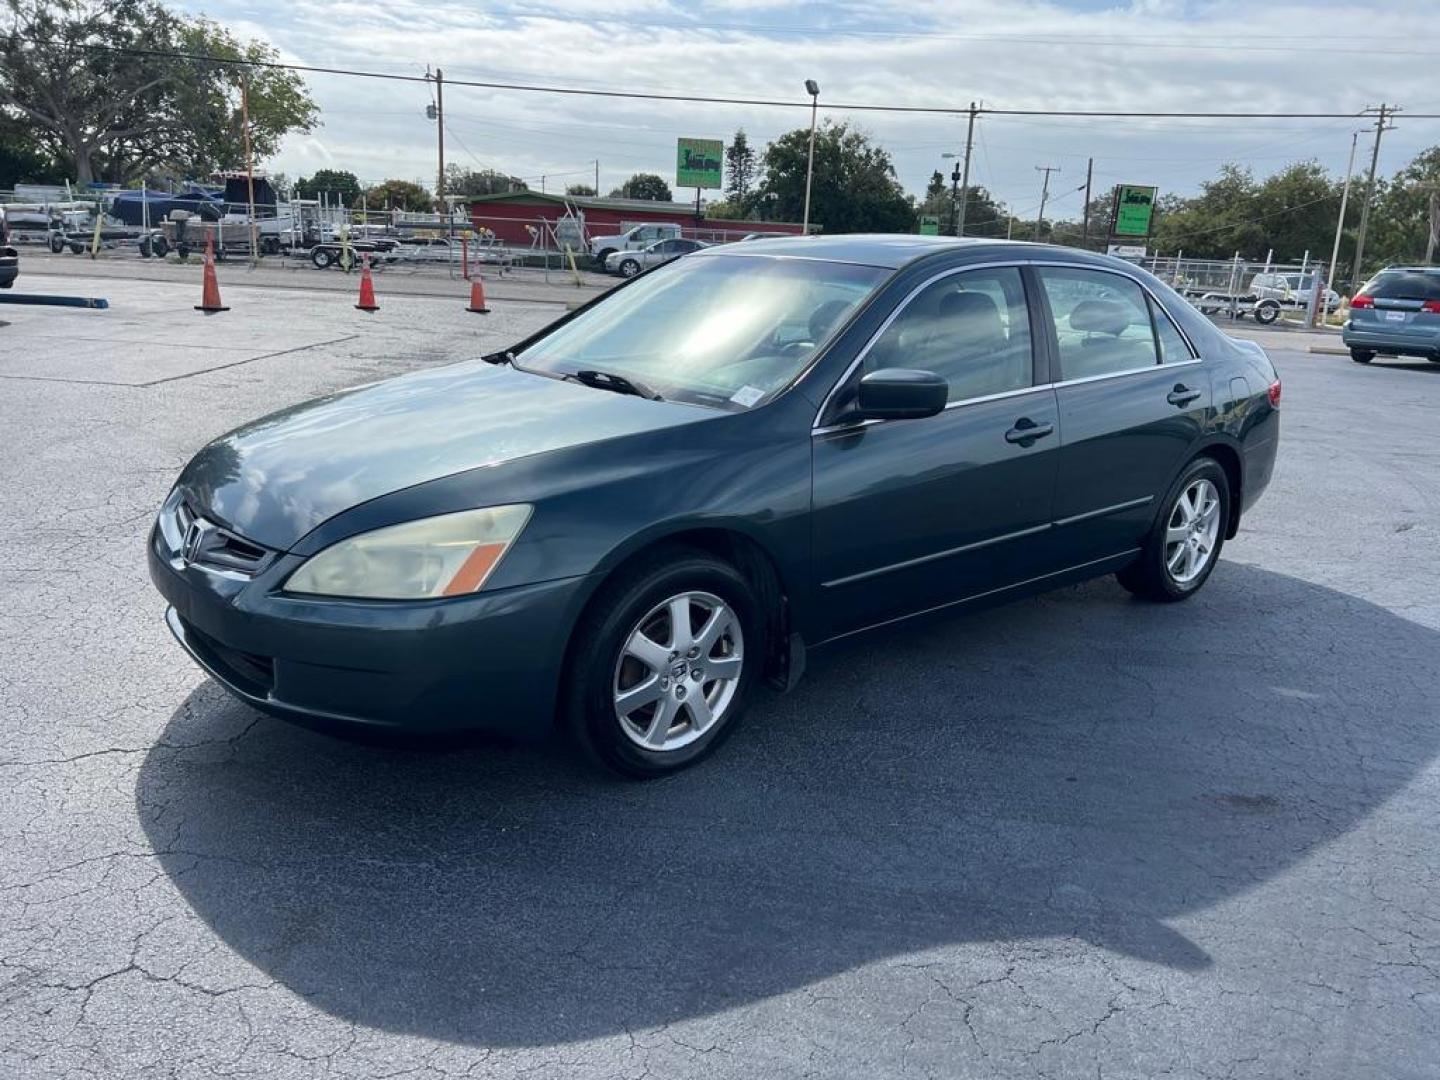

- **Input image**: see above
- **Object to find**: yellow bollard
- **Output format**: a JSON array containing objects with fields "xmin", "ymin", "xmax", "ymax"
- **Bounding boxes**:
[
  {"xmin": 565, "ymin": 243, "xmax": 582, "ymax": 286},
  {"xmin": 89, "ymin": 206, "xmax": 103, "ymax": 259}
]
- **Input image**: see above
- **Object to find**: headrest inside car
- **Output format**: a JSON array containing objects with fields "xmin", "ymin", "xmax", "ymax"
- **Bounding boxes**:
[{"xmin": 1068, "ymin": 299, "xmax": 1133, "ymax": 336}]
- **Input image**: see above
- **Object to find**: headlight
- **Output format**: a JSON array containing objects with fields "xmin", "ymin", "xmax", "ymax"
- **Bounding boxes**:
[{"xmin": 283, "ymin": 505, "xmax": 532, "ymax": 600}]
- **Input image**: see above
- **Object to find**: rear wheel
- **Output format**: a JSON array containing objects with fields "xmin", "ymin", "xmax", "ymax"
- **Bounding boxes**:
[
  {"xmin": 311, "ymin": 247, "xmax": 334, "ymax": 269},
  {"xmin": 1118, "ymin": 457, "xmax": 1230, "ymax": 603},
  {"xmin": 565, "ymin": 548, "xmax": 762, "ymax": 778},
  {"xmin": 1350, "ymin": 348, "xmax": 1374, "ymax": 364},
  {"xmin": 1253, "ymin": 300, "xmax": 1281, "ymax": 325}
]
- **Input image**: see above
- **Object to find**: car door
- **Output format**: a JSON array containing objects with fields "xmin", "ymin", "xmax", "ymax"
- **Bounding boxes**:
[
  {"xmin": 810, "ymin": 264, "xmax": 1061, "ymax": 638},
  {"xmin": 1034, "ymin": 264, "xmax": 1211, "ymax": 566}
]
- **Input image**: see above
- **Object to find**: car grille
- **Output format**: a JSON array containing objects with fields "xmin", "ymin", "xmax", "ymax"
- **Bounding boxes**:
[{"xmin": 172, "ymin": 500, "xmax": 275, "ymax": 577}]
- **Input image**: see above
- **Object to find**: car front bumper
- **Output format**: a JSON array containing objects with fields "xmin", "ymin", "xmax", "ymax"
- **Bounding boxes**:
[{"xmin": 148, "ymin": 524, "xmax": 589, "ymax": 739}]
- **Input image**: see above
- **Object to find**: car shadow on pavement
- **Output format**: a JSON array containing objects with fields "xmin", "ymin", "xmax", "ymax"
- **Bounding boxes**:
[{"xmin": 136, "ymin": 563, "xmax": 1439, "ymax": 1048}]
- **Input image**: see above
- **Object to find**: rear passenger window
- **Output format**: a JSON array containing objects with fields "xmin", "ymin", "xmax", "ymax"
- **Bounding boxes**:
[
  {"xmin": 1151, "ymin": 299, "xmax": 1193, "ymax": 363},
  {"xmin": 1038, "ymin": 267, "xmax": 1159, "ymax": 379},
  {"xmin": 864, "ymin": 267, "xmax": 1033, "ymax": 403}
]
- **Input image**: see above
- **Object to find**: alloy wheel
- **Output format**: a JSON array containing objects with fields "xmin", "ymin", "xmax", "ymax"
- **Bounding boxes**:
[
  {"xmin": 612, "ymin": 590, "xmax": 744, "ymax": 752},
  {"xmin": 1164, "ymin": 477, "xmax": 1221, "ymax": 584}
]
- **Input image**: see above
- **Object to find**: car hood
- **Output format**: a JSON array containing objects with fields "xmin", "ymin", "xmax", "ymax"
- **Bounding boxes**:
[{"xmin": 178, "ymin": 360, "xmax": 706, "ymax": 550}]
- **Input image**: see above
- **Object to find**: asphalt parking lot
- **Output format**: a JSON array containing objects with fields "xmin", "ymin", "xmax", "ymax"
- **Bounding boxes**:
[{"xmin": 1, "ymin": 275, "xmax": 1437, "ymax": 1079}]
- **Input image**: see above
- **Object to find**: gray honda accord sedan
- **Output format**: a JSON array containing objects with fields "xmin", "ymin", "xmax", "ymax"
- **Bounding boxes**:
[{"xmin": 150, "ymin": 236, "xmax": 1280, "ymax": 776}]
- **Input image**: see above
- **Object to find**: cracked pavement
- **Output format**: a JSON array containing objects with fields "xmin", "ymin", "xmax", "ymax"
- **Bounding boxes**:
[{"xmin": 2, "ymin": 276, "xmax": 1437, "ymax": 1078}]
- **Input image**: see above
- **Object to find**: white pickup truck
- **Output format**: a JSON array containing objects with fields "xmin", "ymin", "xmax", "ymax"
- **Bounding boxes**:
[{"xmin": 589, "ymin": 222, "xmax": 682, "ymax": 264}]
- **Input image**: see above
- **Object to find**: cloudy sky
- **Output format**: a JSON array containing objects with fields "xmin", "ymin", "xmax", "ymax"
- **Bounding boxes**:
[{"xmin": 175, "ymin": 0, "xmax": 1440, "ymax": 224}]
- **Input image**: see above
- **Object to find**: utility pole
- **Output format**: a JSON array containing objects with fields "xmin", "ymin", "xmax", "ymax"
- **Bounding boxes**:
[
  {"xmin": 1081, "ymin": 157, "xmax": 1094, "ymax": 249},
  {"xmin": 1034, "ymin": 165, "xmax": 1059, "ymax": 242},
  {"xmin": 241, "ymin": 71, "xmax": 257, "ymax": 267},
  {"xmin": 595, "ymin": 159, "xmax": 600, "ymax": 196},
  {"xmin": 955, "ymin": 101, "xmax": 977, "ymax": 237},
  {"xmin": 1426, "ymin": 189, "xmax": 1439, "ymax": 265},
  {"xmin": 434, "ymin": 68, "xmax": 446, "ymax": 214},
  {"xmin": 1351, "ymin": 103, "xmax": 1397, "ymax": 292},
  {"xmin": 1322, "ymin": 130, "xmax": 1359, "ymax": 327}
]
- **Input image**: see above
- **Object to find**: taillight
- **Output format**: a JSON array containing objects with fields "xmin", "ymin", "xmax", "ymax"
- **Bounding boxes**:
[
  {"xmin": 1349, "ymin": 294, "xmax": 1374, "ymax": 309},
  {"xmin": 1422, "ymin": 300, "xmax": 1440, "ymax": 314},
  {"xmin": 1267, "ymin": 380, "xmax": 1282, "ymax": 409}
]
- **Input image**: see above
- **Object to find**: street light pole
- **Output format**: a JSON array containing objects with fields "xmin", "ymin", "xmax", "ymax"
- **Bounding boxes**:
[
  {"xmin": 1323, "ymin": 130, "xmax": 1359, "ymax": 324},
  {"xmin": 802, "ymin": 79, "xmax": 820, "ymax": 235}
]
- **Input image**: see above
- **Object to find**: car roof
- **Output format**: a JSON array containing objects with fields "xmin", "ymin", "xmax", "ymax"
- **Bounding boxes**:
[
  {"xmin": 698, "ymin": 233, "xmax": 1085, "ymax": 270},
  {"xmin": 1379, "ymin": 265, "xmax": 1440, "ymax": 274}
]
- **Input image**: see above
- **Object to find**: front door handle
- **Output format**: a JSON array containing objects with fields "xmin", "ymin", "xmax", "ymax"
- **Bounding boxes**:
[
  {"xmin": 1004, "ymin": 418, "xmax": 1055, "ymax": 446},
  {"xmin": 1167, "ymin": 384, "xmax": 1202, "ymax": 407}
]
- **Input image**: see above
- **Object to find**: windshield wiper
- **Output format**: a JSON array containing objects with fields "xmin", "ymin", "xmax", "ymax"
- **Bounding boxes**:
[{"xmin": 569, "ymin": 369, "xmax": 664, "ymax": 401}]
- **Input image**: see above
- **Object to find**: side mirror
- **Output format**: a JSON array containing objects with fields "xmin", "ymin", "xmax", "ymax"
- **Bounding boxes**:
[{"xmin": 854, "ymin": 368, "xmax": 948, "ymax": 421}]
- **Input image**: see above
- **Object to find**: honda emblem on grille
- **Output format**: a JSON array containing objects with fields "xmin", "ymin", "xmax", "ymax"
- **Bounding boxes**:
[{"xmin": 181, "ymin": 519, "xmax": 210, "ymax": 565}]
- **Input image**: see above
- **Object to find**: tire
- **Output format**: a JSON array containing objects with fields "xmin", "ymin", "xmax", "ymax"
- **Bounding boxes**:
[
  {"xmin": 1117, "ymin": 457, "xmax": 1230, "ymax": 603},
  {"xmin": 150, "ymin": 235, "xmax": 169, "ymax": 258},
  {"xmin": 69, "ymin": 243, "xmax": 86, "ymax": 255},
  {"xmin": 311, "ymin": 247, "xmax": 334, "ymax": 269},
  {"xmin": 564, "ymin": 547, "xmax": 764, "ymax": 778},
  {"xmin": 139, "ymin": 238, "xmax": 152, "ymax": 258},
  {"xmin": 336, "ymin": 249, "xmax": 357, "ymax": 272},
  {"xmin": 619, "ymin": 259, "xmax": 641, "ymax": 278},
  {"xmin": 595, "ymin": 248, "xmax": 615, "ymax": 266},
  {"xmin": 260, "ymin": 236, "xmax": 280, "ymax": 256},
  {"xmin": 1253, "ymin": 300, "xmax": 1281, "ymax": 325},
  {"xmin": 48, "ymin": 232, "xmax": 64, "ymax": 254},
  {"xmin": 1350, "ymin": 349, "xmax": 1374, "ymax": 364}
]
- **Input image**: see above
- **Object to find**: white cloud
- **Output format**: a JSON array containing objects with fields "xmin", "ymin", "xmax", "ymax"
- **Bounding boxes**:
[{"xmin": 172, "ymin": 0, "xmax": 1440, "ymax": 223}]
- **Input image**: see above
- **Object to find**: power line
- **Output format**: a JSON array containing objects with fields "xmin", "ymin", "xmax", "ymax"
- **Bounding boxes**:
[{"xmin": 13, "ymin": 36, "xmax": 1440, "ymax": 121}]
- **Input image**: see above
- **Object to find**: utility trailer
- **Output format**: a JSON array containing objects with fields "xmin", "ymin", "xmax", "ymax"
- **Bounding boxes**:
[{"xmin": 1185, "ymin": 289, "xmax": 1284, "ymax": 325}]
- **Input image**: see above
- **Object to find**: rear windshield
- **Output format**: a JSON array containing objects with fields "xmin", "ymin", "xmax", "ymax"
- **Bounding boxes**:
[{"xmin": 1358, "ymin": 271, "xmax": 1440, "ymax": 301}]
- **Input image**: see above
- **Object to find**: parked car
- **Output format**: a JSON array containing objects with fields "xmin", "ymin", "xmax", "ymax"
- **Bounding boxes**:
[
  {"xmin": 589, "ymin": 223, "xmax": 682, "ymax": 265},
  {"xmin": 1248, "ymin": 272, "xmax": 1340, "ymax": 313},
  {"xmin": 1342, "ymin": 266, "xmax": 1440, "ymax": 364},
  {"xmin": 606, "ymin": 238, "xmax": 707, "ymax": 277},
  {"xmin": 149, "ymin": 236, "xmax": 1280, "ymax": 777},
  {"xmin": 0, "ymin": 206, "xmax": 19, "ymax": 289}
]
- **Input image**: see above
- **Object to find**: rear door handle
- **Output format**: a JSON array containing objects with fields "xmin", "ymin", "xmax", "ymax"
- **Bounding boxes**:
[
  {"xmin": 1004, "ymin": 418, "xmax": 1055, "ymax": 446},
  {"xmin": 1166, "ymin": 384, "xmax": 1202, "ymax": 407}
]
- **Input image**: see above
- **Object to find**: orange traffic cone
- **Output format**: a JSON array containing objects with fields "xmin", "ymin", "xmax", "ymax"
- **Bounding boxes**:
[
  {"xmin": 355, "ymin": 255, "xmax": 379, "ymax": 312},
  {"xmin": 194, "ymin": 234, "xmax": 228, "ymax": 313},
  {"xmin": 466, "ymin": 276, "xmax": 490, "ymax": 314}
]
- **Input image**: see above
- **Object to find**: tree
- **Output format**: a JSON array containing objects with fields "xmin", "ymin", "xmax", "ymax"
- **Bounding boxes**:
[
  {"xmin": 362, "ymin": 179, "xmax": 433, "ymax": 213},
  {"xmin": 757, "ymin": 121, "xmax": 914, "ymax": 233},
  {"xmin": 0, "ymin": 124, "xmax": 64, "ymax": 187},
  {"xmin": 609, "ymin": 173, "xmax": 672, "ymax": 201},
  {"xmin": 294, "ymin": 169, "xmax": 362, "ymax": 206},
  {"xmin": 1369, "ymin": 147, "xmax": 1440, "ymax": 268},
  {"xmin": 0, "ymin": 0, "xmax": 318, "ymax": 185},
  {"xmin": 725, "ymin": 129, "xmax": 758, "ymax": 211},
  {"xmin": 444, "ymin": 164, "xmax": 527, "ymax": 198},
  {"xmin": 565, "ymin": 183, "xmax": 596, "ymax": 197}
]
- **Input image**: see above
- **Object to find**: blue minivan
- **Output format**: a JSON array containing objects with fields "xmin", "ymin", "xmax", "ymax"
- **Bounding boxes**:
[{"xmin": 1343, "ymin": 266, "xmax": 1440, "ymax": 364}]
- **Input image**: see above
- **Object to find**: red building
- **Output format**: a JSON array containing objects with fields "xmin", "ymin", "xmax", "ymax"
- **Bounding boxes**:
[{"xmin": 465, "ymin": 191, "xmax": 805, "ymax": 249}]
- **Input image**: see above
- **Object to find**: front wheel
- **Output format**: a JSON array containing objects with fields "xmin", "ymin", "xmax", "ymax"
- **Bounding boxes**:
[
  {"xmin": 1118, "ymin": 458, "xmax": 1230, "ymax": 602},
  {"xmin": 311, "ymin": 247, "xmax": 334, "ymax": 269},
  {"xmin": 1350, "ymin": 349, "xmax": 1374, "ymax": 364},
  {"xmin": 565, "ymin": 549, "xmax": 763, "ymax": 777},
  {"xmin": 618, "ymin": 259, "xmax": 641, "ymax": 278},
  {"xmin": 1253, "ymin": 300, "xmax": 1281, "ymax": 325}
]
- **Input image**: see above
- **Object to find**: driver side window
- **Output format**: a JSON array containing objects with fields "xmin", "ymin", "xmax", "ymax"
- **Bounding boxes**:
[{"xmin": 863, "ymin": 267, "xmax": 1034, "ymax": 403}]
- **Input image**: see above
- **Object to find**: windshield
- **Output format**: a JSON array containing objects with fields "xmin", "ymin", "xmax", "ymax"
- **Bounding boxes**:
[
  {"xmin": 1359, "ymin": 270, "xmax": 1440, "ymax": 301},
  {"xmin": 514, "ymin": 253, "xmax": 888, "ymax": 410}
]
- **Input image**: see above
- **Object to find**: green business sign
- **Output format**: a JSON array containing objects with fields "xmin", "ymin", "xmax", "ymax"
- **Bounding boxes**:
[
  {"xmin": 1113, "ymin": 184, "xmax": 1158, "ymax": 237},
  {"xmin": 919, "ymin": 215, "xmax": 940, "ymax": 236},
  {"xmin": 677, "ymin": 138, "xmax": 724, "ymax": 190}
]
